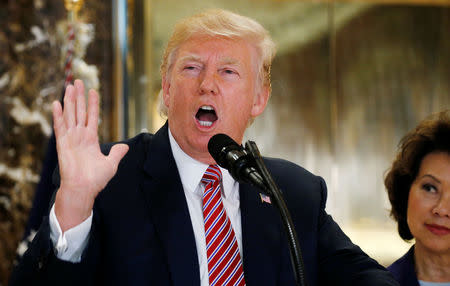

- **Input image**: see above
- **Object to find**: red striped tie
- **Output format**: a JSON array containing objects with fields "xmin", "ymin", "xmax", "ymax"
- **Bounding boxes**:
[{"xmin": 202, "ymin": 165, "xmax": 246, "ymax": 286}]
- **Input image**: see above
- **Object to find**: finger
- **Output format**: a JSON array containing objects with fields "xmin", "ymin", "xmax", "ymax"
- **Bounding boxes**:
[
  {"xmin": 63, "ymin": 85, "xmax": 76, "ymax": 128},
  {"xmin": 107, "ymin": 144, "xmax": 129, "ymax": 173},
  {"xmin": 86, "ymin": 89, "xmax": 99, "ymax": 134},
  {"xmin": 75, "ymin": 79, "xmax": 86, "ymax": 126},
  {"xmin": 52, "ymin": 100, "xmax": 65, "ymax": 138}
]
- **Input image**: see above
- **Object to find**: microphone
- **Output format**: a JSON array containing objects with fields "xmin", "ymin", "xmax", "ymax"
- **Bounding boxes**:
[
  {"xmin": 209, "ymin": 134, "xmax": 307, "ymax": 286},
  {"xmin": 208, "ymin": 134, "xmax": 267, "ymax": 190}
]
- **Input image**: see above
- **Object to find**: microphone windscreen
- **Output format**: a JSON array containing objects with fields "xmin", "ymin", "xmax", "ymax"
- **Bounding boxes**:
[{"xmin": 208, "ymin": 134, "xmax": 239, "ymax": 166}]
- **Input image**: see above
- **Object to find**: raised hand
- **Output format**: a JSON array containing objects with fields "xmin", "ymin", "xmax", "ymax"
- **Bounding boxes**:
[{"xmin": 53, "ymin": 80, "xmax": 129, "ymax": 232}]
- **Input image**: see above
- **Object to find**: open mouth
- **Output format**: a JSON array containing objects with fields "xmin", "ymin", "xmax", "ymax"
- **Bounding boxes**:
[{"xmin": 195, "ymin": 105, "xmax": 218, "ymax": 127}]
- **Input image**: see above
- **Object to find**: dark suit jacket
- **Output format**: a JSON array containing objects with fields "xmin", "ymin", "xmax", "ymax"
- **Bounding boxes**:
[
  {"xmin": 388, "ymin": 246, "xmax": 419, "ymax": 286},
  {"xmin": 10, "ymin": 123, "xmax": 398, "ymax": 286}
]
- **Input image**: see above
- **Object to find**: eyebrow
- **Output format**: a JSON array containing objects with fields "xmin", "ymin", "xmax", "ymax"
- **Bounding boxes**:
[
  {"xmin": 177, "ymin": 55, "xmax": 241, "ymax": 66},
  {"xmin": 419, "ymin": 174, "xmax": 441, "ymax": 184},
  {"xmin": 221, "ymin": 57, "xmax": 240, "ymax": 66},
  {"xmin": 177, "ymin": 54, "xmax": 202, "ymax": 64}
]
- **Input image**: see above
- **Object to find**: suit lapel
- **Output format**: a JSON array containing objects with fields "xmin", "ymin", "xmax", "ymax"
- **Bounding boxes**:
[
  {"xmin": 240, "ymin": 183, "xmax": 282, "ymax": 285},
  {"xmin": 140, "ymin": 123, "xmax": 200, "ymax": 286},
  {"xmin": 138, "ymin": 123, "xmax": 282, "ymax": 285}
]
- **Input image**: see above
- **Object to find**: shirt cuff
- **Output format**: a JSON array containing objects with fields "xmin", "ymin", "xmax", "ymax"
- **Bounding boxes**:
[{"xmin": 49, "ymin": 204, "xmax": 92, "ymax": 262}]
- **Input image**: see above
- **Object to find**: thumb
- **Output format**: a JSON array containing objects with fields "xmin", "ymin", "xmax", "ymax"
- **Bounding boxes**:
[{"xmin": 108, "ymin": 143, "xmax": 129, "ymax": 173}]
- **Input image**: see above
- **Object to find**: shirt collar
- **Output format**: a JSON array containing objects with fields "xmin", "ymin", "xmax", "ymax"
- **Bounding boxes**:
[{"xmin": 168, "ymin": 127, "xmax": 236, "ymax": 198}]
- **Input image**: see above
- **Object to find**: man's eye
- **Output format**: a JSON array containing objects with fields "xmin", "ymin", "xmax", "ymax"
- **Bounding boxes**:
[
  {"xmin": 184, "ymin": 66, "xmax": 196, "ymax": 70},
  {"xmin": 422, "ymin": 183, "xmax": 437, "ymax": 193},
  {"xmin": 222, "ymin": 69, "xmax": 238, "ymax": 76}
]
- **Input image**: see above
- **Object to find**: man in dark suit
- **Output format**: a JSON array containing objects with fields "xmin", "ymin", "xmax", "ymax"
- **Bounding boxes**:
[{"xmin": 10, "ymin": 9, "xmax": 399, "ymax": 286}]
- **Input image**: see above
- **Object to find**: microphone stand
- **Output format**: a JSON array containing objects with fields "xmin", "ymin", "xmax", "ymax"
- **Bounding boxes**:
[{"xmin": 244, "ymin": 140, "xmax": 308, "ymax": 286}]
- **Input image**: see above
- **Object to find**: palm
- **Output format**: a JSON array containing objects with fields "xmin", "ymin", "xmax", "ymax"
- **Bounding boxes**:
[
  {"xmin": 52, "ymin": 80, "xmax": 128, "ymax": 231},
  {"xmin": 57, "ymin": 124, "xmax": 113, "ymax": 196}
]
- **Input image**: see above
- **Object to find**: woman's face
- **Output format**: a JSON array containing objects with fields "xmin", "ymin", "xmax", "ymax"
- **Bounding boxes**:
[{"xmin": 407, "ymin": 152, "xmax": 450, "ymax": 254}]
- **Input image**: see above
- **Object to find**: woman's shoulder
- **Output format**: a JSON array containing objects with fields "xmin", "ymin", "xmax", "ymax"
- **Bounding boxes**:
[{"xmin": 388, "ymin": 245, "xmax": 419, "ymax": 286}]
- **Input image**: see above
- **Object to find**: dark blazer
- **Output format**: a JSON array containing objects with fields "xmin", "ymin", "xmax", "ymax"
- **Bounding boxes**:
[
  {"xmin": 10, "ymin": 123, "xmax": 398, "ymax": 286},
  {"xmin": 388, "ymin": 246, "xmax": 419, "ymax": 286}
]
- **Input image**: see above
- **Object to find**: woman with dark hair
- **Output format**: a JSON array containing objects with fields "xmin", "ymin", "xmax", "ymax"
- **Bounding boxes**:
[{"xmin": 385, "ymin": 110, "xmax": 450, "ymax": 286}]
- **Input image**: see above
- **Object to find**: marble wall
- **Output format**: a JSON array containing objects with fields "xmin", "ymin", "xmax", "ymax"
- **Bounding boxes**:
[{"xmin": 0, "ymin": 1, "xmax": 112, "ymax": 284}]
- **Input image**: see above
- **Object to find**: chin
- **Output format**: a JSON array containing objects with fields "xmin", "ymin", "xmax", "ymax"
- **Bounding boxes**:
[
  {"xmin": 418, "ymin": 239, "xmax": 450, "ymax": 254},
  {"xmin": 198, "ymin": 133, "xmax": 214, "ymax": 144},
  {"xmin": 190, "ymin": 138, "xmax": 209, "ymax": 153}
]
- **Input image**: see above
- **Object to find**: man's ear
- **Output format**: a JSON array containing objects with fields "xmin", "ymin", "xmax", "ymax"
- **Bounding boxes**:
[
  {"xmin": 250, "ymin": 85, "xmax": 270, "ymax": 118},
  {"xmin": 162, "ymin": 75, "xmax": 170, "ymax": 108}
]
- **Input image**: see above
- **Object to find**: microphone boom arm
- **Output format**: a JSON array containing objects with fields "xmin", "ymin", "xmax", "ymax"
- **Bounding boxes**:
[{"xmin": 245, "ymin": 140, "xmax": 308, "ymax": 286}]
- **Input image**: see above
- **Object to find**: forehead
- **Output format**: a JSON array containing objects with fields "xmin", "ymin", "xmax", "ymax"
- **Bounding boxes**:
[
  {"xmin": 174, "ymin": 36, "xmax": 258, "ymax": 67},
  {"xmin": 418, "ymin": 152, "xmax": 450, "ymax": 178},
  {"xmin": 420, "ymin": 152, "xmax": 450, "ymax": 167}
]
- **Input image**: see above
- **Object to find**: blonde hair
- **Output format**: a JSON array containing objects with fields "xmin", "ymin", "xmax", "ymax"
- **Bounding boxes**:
[{"xmin": 158, "ymin": 9, "xmax": 276, "ymax": 117}]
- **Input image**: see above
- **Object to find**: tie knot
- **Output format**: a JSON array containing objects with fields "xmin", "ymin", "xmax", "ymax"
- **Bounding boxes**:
[{"xmin": 201, "ymin": 164, "xmax": 222, "ymax": 186}]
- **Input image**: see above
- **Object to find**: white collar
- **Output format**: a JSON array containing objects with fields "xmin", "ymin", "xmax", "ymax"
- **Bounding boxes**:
[{"xmin": 168, "ymin": 127, "xmax": 236, "ymax": 199}]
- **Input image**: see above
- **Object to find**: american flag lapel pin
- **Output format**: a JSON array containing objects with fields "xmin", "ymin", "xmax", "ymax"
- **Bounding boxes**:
[{"xmin": 260, "ymin": 193, "xmax": 271, "ymax": 204}]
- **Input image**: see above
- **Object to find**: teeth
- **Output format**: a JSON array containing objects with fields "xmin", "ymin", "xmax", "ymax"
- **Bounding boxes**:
[
  {"xmin": 198, "ymin": 120, "xmax": 213, "ymax": 127},
  {"xmin": 200, "ymin": 105, "xmax": 214, "ymax": 111}
]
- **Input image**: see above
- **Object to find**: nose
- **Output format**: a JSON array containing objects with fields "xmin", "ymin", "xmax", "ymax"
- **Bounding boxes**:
[
  {"xmin": 433, "ymin": 191, "xmax": 450, "ymax": 218},
  {"xmin": 199, "ymin": 68, "xmax": 218, "ymax": 95}
]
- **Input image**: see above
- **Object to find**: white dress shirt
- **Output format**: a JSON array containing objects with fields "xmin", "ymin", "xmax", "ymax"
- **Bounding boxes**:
[{"xmin": 49, "ymin": 128, "xmax": 243, "ymax": 286}]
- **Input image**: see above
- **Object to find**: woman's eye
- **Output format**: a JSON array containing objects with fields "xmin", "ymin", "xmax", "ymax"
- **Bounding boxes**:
[{"xmin": 422, "ymin": 183, "xmax": 437, "ymax": 193}]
